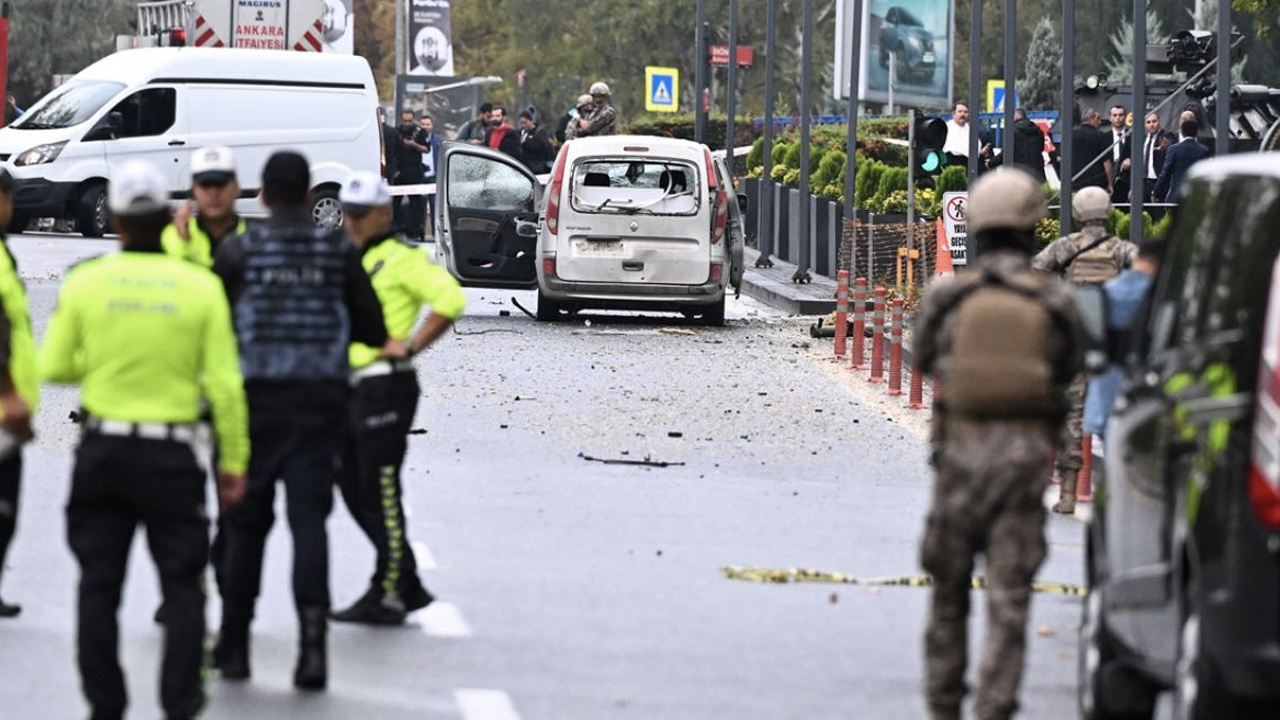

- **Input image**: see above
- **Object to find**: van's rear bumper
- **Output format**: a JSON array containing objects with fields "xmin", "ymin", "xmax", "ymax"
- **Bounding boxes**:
[
  {"xmin": 542, "ymin": 277, "xmax": 723, "ymax": 308},
  {"xmin": 11, "ymin": 178, "xmax": 77, "ymax": 217}
]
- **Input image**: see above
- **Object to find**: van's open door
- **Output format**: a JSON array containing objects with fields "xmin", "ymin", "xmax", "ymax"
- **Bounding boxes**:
[{"xmin": 434, "ymin": 142, "xmax": 540, "ymax": 289}]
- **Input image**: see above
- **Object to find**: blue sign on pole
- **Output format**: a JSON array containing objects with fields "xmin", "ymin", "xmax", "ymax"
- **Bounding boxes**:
[{"xmin": 645, "ymin": 66, "xmax": 679, "ymax": 112}]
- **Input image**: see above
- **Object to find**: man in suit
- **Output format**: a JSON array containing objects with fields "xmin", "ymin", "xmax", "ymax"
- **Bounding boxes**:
[
  {"xmin": 1123, "ymin": 112, "xmax": 1175, "ymax": 218},
  {"xmin": 1153, "ymin": 119, "xmax": 1211, "ymax": 204},
  {"xmin": 1106, "ymin": 105, "xmax": 1131, "ymax": 207}
]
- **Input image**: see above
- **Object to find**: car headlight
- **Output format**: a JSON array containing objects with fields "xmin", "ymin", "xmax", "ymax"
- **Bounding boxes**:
[
  {"xmin": 14, "ymin": 141, "xmax": 68, "ymax": 167},
  {"xmin": 907, "ymin": 35, "xmax": 924, "ymax": 49}
]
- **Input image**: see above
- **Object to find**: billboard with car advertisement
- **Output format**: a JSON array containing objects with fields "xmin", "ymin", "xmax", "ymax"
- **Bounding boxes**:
[{"xmin": 835, "ymin": 0, "xmax": 953, "ymax": 109}]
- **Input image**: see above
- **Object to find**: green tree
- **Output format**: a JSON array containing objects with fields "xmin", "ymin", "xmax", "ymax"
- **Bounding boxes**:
[
  {"xmin": 1103, "ymin": 8, "xmax": 1172, "ymax": 84},
  {"xmin": 8, "ymin": 1, "xmax": 136, "ymax": 109},
  {"xmin": 1019, "ymin": 17, "xmax": 1060, "ymax": 111}
]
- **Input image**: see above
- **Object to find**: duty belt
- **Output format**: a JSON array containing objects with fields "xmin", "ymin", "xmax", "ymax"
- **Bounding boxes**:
[
  {"xmin": 349, "ymin": 358, "xmax": 415, "ymax": 386},
  {"xmin": 83, "ymin": 417, "xmax": 201, "ymax": 445}
]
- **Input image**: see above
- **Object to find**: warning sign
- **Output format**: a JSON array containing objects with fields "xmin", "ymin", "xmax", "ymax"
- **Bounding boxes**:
[
  {"xmin": 234, "ymin": 0, "xmax": 287, "ymax": 50},
  {"xmin": 942, "ymin": 191, "xmax": 968, "ymax": 267},
  {"xmin": 644, "ymin": 66, "xmax": 679, "ymax": 113}
]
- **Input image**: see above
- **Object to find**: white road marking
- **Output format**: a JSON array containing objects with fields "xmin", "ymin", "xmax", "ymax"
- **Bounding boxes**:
[
  {"xmin": 455, "ymin": 688, "xmax": 522, "ymax": 720},
  {"xmin": 413, "ymin": 601, "xmax": 471, "ymax": 637},
  {"xmin": 412, "ymin": 540, "xmax": 437, "ymax": 569}
]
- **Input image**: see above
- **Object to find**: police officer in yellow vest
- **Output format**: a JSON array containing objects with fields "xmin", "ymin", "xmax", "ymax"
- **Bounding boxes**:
[
  {"xmin": 0, "ymin": 169, "xmax": 38, "ymax": 618},
  {"xmin": 39, "ymin": 161, "xmax": 249, "ymax": 720},
  {"xmin": 161, "ymin": 145, "xmax": 248, "ymax": 267},
  {"xmin": 332, "ymin": 171, "xmax": 465, "ymax": 625}
]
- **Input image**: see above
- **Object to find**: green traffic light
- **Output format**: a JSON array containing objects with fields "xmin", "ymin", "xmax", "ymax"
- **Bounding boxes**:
[{"xmin": 920, "ymin": 151, "xmax": 944, "ymax": 173}]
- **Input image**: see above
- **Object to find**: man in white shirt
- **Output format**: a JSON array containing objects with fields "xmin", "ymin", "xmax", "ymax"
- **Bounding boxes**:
[{"xmin": 944, "ymin": 101, "xmax": 991, "ymax": 170}]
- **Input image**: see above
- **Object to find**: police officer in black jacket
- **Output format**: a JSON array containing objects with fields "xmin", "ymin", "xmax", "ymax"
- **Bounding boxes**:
[{"xmin": 211, "ymin": 151, "xmax": 396, "ymax": 691}]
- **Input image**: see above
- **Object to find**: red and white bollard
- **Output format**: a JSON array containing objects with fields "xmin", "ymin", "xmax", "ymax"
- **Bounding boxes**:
[
  {"xmin": 834, "ymin": 270, "xmax": 849, "ymax": 358},
  {"xmin": 908, "ymin": 357, "xmax": 926, "ymax": 409},
  {"xmin": 888, "ymin": 297, "xmax": 904, "ymax": 396},
  {"xmin": 850, "ymin": 277, "xmax": 868, "ymax": 370},
  {"xmin": 869, "ymin": 287, "xmax": 887, "ymax": 383},
  {"xmin": 1077, "ymin": 435, "xmax": 1094, "ymax": 502}
]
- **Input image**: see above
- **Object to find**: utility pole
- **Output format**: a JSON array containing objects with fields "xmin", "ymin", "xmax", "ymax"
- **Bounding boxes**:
[
  {"xmin": 968, "ymin": 0, "xmax": 982, "ymax": 181},
  {"xmin": 795, "ymin": 0, "xmax": 814, "ymax": 282},
  {"xmin": 1131, "ymin": 0, "xmax": 1147, "ymax": 244},
  {"xmin": 1216, "ymin": 0, "xmax": 1230, "ymax": 157},
  {"xmin": 842, "ymin": 0, "xmax": 864, "ymax": 275},
  {"xmin": 758, "ymin": 0, "xmax": 778, "ymax": 267},
  {"xmin": 1060, "ymin": 0, "xmax": 1075, "ymax": 233},
  {"xmin": 726, "ymin": 0, "xmax": 739, "ymax": 155},
  {"xmin": 395, "ymin": 0, "xmax": 405, "ymax": 87},
  {"xmin": 695, "ymin": 0, "xmax": 708, "ymax": 144},
  {"xmin": 1001, "ymin": 0, "xmax": 1016, "ymax": 164}
]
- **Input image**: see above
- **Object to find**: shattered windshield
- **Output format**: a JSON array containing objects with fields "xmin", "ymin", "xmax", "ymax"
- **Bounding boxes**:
[{"xmin": 570, "ymin": 159, "xmax": 701, "ymax": 216}]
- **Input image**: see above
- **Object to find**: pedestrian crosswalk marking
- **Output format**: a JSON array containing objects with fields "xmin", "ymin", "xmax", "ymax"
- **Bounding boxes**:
[
  {"xmin": 652, "ymin": 79, "xmax": 672, "ymax": 104},
  {"xmin": 456, "ymin": 688, "xmax": 523, "ymax": 720},
  {"xmin": 414, "ymin": 601, "xmax": 472, "ymax": 637}
]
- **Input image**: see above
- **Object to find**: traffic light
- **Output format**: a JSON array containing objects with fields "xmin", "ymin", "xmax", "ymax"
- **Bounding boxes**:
[{"xmin": 913, "ymin": 116, "xmax": 948, "ymax": 178}]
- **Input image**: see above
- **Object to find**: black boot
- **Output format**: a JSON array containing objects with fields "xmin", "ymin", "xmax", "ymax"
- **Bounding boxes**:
[
  {"xmin": 294, "ymin": 607, "xmax": 327, "ymax": 691},
  {"xmin": 331, "ymin": 586, "xmax": 407, "ymax": 626},
  {"xmin": 402, "ymin": 581, "xmax": 435, "ymax": 613},
  {"xmin": 213, "ymin": 611, "xmax": 251, "ymax": 680},
  {"xmin": 0, "ymin": 596, "xmax": 19, "ymax": 618}
]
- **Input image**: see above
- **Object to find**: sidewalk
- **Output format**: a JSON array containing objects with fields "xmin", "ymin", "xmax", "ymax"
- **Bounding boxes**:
[{"xmin": 741, "ymin": 248, "xmax": 837, "ymax": 315}]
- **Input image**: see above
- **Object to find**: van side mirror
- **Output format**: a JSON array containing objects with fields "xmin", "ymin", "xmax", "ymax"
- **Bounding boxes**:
[
  {"xmin": 736, "ymin": 193, "xmax": 749, "ymax": 214},
  {"xmin": 1072, "ymin": 284, "xmax": 1110, "ymax": 374}
]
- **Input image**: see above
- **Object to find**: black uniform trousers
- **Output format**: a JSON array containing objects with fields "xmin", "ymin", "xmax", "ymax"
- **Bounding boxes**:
[
  {"xmin": 393, "ymin": 166, "xmax": 426, "ymax": 241},
  {"xmin": 0, "ymin": 452, "xmax": 21, "ymax": 589},
  {"xmin": 219, "ymin": 385, "xmax": 342, "ymax": 619},
  {"xmin": 66, "ymin": 433, "xmax": 208, "ymax": 720},
  {"xmin": 338, "ymin": 370, "xmax": 425, "ymax": 601}
]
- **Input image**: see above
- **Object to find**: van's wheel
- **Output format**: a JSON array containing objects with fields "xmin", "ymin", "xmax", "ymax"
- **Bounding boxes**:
[
  {"xmin": 1079, "ymin": 589, "xmax": 1156, "ymax": 720},
  {"xmin": 77, "ymin": 183, "xmax": 109, "ymax": 238},
  {"xmin": 536, "ymin": 290, "xmax": 562, "ymax": 322},
  {"xmin": 7, "ymin": 213, "xmax": 30, "ymax": 234},
  {"xmin": 700, "ymin": 298, "xmax": 726, "ymax": 326},
  {"xmin": 310, "ymin": 188, "xmax": 343, "ymax": 229},
  {"xmin": 1174, "ymin": 606, "xmax": 1239, "ymax": 720}
]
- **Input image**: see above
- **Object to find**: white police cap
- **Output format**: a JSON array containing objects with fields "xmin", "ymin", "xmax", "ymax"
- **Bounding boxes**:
[
  {"xmin": 339, "ymin": 171, "xmax": 392, "ymax": 209},
  {"xmin": 109, "ymin": 162, "xmax": 169, "ymax": 217},
  {"xmin": 191, "ymin": 145, "xmax": 237, "ymax": 184}
]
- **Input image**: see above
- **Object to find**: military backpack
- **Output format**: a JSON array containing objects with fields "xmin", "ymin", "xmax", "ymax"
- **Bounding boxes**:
[
  {"xmin": 939, "ymin": 269, "xmax": 1069, "ymax": 419},
  {"xmin": 1064, "ymin": 232, "xmax": 1123, "ymax": 284}
]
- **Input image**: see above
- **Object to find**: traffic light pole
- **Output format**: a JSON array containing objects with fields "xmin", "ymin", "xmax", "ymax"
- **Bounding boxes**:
[{"xmin": 907, "ymin": 108, "xmax": 916, "ymax": 281}]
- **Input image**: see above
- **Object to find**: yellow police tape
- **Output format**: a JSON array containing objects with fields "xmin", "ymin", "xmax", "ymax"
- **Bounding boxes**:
[{"xmin": 720, "ymin": 566, "xmax": 1087, "ymax": 597}]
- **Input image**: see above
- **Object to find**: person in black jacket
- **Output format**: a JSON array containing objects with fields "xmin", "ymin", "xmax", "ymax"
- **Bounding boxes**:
[
  {"xmin": 377, "ymin": 107, "xmax": 400, "ymax": 184},
  {"xmin": 518, "ymin": 111, "xmax": 554, "ymax": 174},
  {"xmin": 211, "ymin": 151, "xmax": 395, "ymax": 692},
  {"xmin": 993, "ymin": 108, "xmax": 1047, "ymax": 183}
]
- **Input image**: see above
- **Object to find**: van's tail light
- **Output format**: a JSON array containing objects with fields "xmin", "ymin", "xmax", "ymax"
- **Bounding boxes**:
[
  {"xmin": 543, "ymin": 257, "xmax": 557, "ymax": 278},
  {"xmin": 710, "ymin": 262, "xmax": 724, "ymax": 283},
  {"xmin": 545, "ymin": 146, "xmax": 568, "ymax": 236},
  {"xmin": 704, "ymin": 148, "xmax": 728, "ymax": 245},
  {"xmin": 1249, "ymin": 266, "xmax": 1280, "ymax": 530}
]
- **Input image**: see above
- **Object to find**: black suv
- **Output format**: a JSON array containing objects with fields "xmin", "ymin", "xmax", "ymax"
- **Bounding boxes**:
[{"xmin": 1080, "ymin": 154, "xmax": 1280, "ymax": 719}]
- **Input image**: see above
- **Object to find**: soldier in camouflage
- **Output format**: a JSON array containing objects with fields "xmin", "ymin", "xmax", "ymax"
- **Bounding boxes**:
[
  {"xmin": 574, "ymin": 81, "xmax": 618, "ymax": 138},
  {"xmin": 564, "ymin": 94, "xmax": 596, "ymax": 141},
  {"xmin": 1032, "ymin": 186, "xmax": 1136, "ymax": 513},
  {"xmin": 915, "ymin": 169, "xmax": 1083, "ymax": 720}
]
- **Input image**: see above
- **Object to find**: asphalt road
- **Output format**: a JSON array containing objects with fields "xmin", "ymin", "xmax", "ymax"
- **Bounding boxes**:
[{"xmin": 0, "ymin": 232, "xmax": 1094, "ymax": 719}]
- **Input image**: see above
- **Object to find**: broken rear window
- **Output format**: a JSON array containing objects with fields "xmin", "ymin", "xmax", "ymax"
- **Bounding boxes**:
[{"xmin": 570, "ymin": 159, "xmax": 701, "ymax": 216}]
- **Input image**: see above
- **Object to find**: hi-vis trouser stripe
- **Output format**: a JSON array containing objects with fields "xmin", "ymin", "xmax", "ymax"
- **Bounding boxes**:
[
  {"xmin": 380, "ymin": 464, "xmax": 405, "ymax": 602},
  {"xmin": 720, "ymin": 566, "xmax": 1087, "ymax": 596}
]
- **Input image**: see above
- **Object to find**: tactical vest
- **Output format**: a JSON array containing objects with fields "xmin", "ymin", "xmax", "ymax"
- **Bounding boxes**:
[
  {"xmin": 234, "ymin": 225, "xmax": 351, "ymax": 382},
  {"xmin": 1065, "ymin": 231, "xmax": 1123, "ymax": 284},
  {"xmin": 939, "ymin": 269, "xmax": 1066, "ymax": 419}
]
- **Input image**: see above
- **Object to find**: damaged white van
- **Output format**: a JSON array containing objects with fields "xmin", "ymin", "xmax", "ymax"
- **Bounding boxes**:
[{"xmin": 433, "ymin": 135, "xmax": 743, "ymax": 324}]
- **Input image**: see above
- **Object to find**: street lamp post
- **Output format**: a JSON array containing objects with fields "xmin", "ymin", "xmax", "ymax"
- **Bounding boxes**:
[
  {"xmin": 695, "ymin": 0, "xmax": 708, "ymax": 144},
  {"xmin": 843, "ymin": 0, "xmax": 863, "ymax": 275},
  {"xmin": 727, "ymin": 0, "xmax": 739, "ymax": 155}
]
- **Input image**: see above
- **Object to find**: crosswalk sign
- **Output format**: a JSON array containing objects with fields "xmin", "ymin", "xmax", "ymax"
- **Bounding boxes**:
[
  {"xmin": 645, "ymin": 66, "xmax": 679, "ymax": 113},
  {"xmin": 986, "ymin": 80, "xmax": 1021, "ymax": 113}
]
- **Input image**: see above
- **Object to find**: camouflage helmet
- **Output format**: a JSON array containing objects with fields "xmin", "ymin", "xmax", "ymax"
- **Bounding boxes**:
[
  {"xmin": 1071, "ymin": 186, "xmax": 1112, "ymax": 223},
  {"xmin": 966, "ymin": 168, "xmax": 1046, "ymax": 234},
  {"xmin": 576, "ymin": 93, "xmax": 594, "ymax": 109},
  {"xmin": 589, "ymin": 81, "xmax": 611, "ymax": 97}
]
